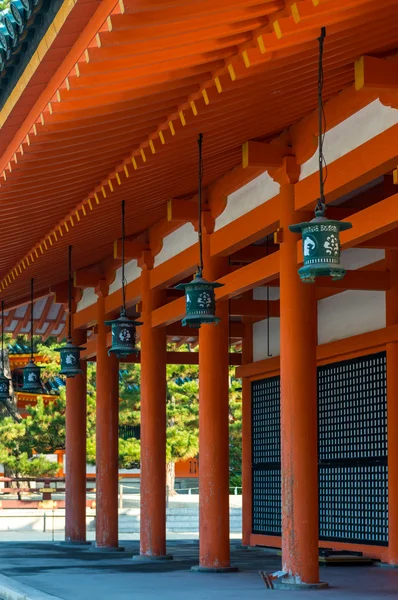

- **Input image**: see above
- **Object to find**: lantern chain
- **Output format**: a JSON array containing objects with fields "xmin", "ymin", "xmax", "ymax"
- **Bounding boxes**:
[
  {"xmin": 68, "ymin": 245, "xmax": 72, "ymax": 341},
  {"xmin": 121, "ymin": 200, "xmax": 127, "ymax": 315},
  {"xmin": 30, "ymin": 278, "xmax": 34, "ymax": 361},
  {"xmin": 197, "ymin": 133, "xmax": 204, "ymax": 277},
  {"xmin": 316, "ymin": 27, "xmax": 327, "ymax": 217}
]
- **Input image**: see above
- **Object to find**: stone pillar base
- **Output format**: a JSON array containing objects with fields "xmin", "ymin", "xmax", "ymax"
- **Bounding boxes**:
[
  {"xmin": 273, "ymin": 577, "xmax": 328, "ymax": 590},
  {"xmin": 89, "ymin": 545, "xmax": 125, "ymax": 553},
  {"xmin": 133, "ymin": 554, "xmax": 173, "ymax": 562},
  {"xmin": 191, "ymin": 565, "xmax": 238, "ymax": 573}
]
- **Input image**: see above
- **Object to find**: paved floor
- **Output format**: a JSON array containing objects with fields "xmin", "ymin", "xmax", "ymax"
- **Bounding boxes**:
[{"xmin": 0, "ymin": 541, "xmax": 397, "ymax": 600}]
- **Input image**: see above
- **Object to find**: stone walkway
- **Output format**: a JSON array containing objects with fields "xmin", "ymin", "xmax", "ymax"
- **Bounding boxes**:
[{"xmin": 0, "ymin": 541, "xmax": 396, "ymax": 600}]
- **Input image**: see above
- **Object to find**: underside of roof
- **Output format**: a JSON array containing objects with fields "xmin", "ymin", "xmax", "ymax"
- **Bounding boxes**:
[{"xmin": 0, "ymin": 0, "xmax": 397, "ymax": 308}]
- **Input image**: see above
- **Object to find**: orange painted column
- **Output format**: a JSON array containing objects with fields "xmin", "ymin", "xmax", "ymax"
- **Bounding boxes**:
[
  {"xmin": 279, "ymin": 169, "xmax": 320, "ymax": 585},
  {"xmin": 196, "ymin": 232, "xmax": 235, "ymax": 572},
  {"xmin": 241, "ymin": 320, "xmax": 253, "ymax": 547},
  {"xmin": 65, "ymin": 329, "xmax": 88, "ymax": 544},
  {"xmin": 137, "ymin": 268, "xmax": 169, "ymax": 560},
  {"xmin": 386, "ymin": 250, "xmax": 398, "ymax": 564},
  {"xmin": 95, "ymin": 295, "xmax": 119, "ymax": 548}
]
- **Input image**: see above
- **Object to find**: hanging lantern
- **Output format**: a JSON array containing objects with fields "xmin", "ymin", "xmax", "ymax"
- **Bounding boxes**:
[
  {"xmin": 105, "ymin": 201, "xmax": 142, "ymax": 358},
  {"xmin": 55, "ymin": 339, "xmax": 85, "ymax": 378},
  {"xmin": 0, "ymin": 371, "xmax": 10, "ymax": 402},
  {"xmin": 289, "ymin": 28, "xmax": 352, "ymax": 284},
  {"xmin": 176, "ymin": 133, "xmax": 223, "ymax": 328},
  {"xmin": 105, "ymin": 309, "xmax": 141, "ymax": 357},
  {"xmin": 176, "ymin": 272, "xmax": 223, "ymax": 327},
  {"xmin": 0, "ymin": 301, "xmax": 11, "ymax": 403},
  {"xmin": 55, "ymin": 246, "xmax": 85, "ymax": 377},
  {"xmin": 289, "ymin": 210, "xmax": 352, "ymax": 283},
  {"xmin": 22, "ymin": 278, "xmax": 43, "ymax": 392},
  {"xmin": 22, "ymin": 359, "xmax": 43, "ymax": 393}
]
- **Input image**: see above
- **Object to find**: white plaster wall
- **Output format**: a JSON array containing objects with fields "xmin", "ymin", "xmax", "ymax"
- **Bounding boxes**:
[
  {"xmin": 340, "ymin": 248, "xmax": 385, "ymax": 270},
  {"xmin": 154, "ymin": 223, "xmax": 197, "ymax": 267},
  {"xmin": 251, "ymin": 248, "xmax": 386, "ymax": 361},
  {"xmin": 76, "ymin": 287, "xmax": 97, "ymax": 312},
  {"xmin": 253, "ymin": 318, "xmax": 280, "ymax": 361},
  {"xmin": 318, "ymin": 291, "xmax": 386, "ymax": 345},
  {"xmin": 214, "ymin": 171, "xmax": 279, "ymax": 231},
  {"xmin": 109, "ymin": 259, "xmax": 141, "ymax": 295},
  {"xmin": 300, "ymin": 100, "xmax": 398, "ymax": 180}
]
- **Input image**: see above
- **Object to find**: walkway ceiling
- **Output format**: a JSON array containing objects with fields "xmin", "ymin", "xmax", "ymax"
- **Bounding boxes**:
[{"xmin": 0, "ymin": 0, "xmax": 398, "ymax": 307}]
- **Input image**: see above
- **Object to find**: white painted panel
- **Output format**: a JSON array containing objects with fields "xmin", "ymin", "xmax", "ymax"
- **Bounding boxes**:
[
  {"xmin": 77, "ymin": 287, "xmax": 97, "ymax": 312},
  {"xmin": 340, "ymin": 248, "xmax": 385, "ymax": 270},
  {"xmin": 214, "ymin": 171, "xmax": 279, "ymax": 231},
  {"xmin": 253, "ymin": 286, "xmax": 280, "ymax": 301},
  {"xmin": 109, "ymin": 259, "xmax": 141, "ymax": 295},
  {"xmin": 154, "ymin": 223, "xmax": 197, "ymax": 267},
  {"xmin": 253, "ymin": 318, "xmax": 280, "ymax": 361},
  {"xmin": 318, "ymin": 291, "xmax": 386, "ymax": 345},
  {"xmin": 300, "ymin": 100, "xmax": 398, "ymax": 180}
]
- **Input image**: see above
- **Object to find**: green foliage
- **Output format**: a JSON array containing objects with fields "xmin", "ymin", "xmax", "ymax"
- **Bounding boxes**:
[
  {"xmin": 0, "ymin": 417, "xmax": 59, "ymax": 478},
  {"xmin": 1, "ymin": 337, "xmax": 243, "ymax": 487},
  {"xmin": 0, "ymin": 1, "xmax": 11, "ymax": 12}
]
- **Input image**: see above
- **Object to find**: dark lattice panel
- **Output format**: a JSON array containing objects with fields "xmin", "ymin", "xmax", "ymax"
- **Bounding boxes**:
[
  {"xmin": 252, "ymin": 377, "xmax": 281, "ymax": 535},
  {"xmin": 319, "ymin": 464, "xmax": 388, "ymax": 544},
  {"xmin": 251, "ymin": 352, "xmax": 388, "ymax": 545},
  {"xmin": 252, "ymin": 470, "xmax": 281, "ymax": 534},
  {"xmin": 318, "ymin": 353, "xmax": 387, "ymax": 462},
  {"xmin": 252, "ymin": 377, "xmax": 280, "ymax": 464}
]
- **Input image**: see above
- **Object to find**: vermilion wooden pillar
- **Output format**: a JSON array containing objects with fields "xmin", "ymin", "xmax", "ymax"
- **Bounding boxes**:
[
  {"xmin": 195, "ymin": 234, "xmax": 235, "ymax": 572},
  {"xmin": 386, "ymin": 249, "xmax": 398, "ymax": 564},
  {"xmin": 241, "ymin": 320, "xmax": 253, "ymax": 547},
  {"xmin": 95, "ymin": 294, "xmax": 119, "ymax": 548},
  {"xmin": 136, "ymin": 268, "xmax": 169, "ymax": 560},
  {"xmin": 65, "ymin": 329, "xmax": 88, "ymax": 544},
  {"xmin": 279, "ymin": 164, "xmax": 321, "ymax": 586}
]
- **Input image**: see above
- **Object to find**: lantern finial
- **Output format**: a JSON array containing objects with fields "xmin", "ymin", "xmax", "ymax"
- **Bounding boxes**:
[
  {"xmin": 55, "ymin": 245, "xmax": 86, "ymax": 377},
  {"xmin": 289, "ymin": 27, "xmax": 352, "ymax": 283},
  {"xmin": 175, "ymin": 134, "xmax": 224, "ymax": 327},
  {"xmin": 105, "ymin": 201, "xmax": 142, "ymax": 357}
]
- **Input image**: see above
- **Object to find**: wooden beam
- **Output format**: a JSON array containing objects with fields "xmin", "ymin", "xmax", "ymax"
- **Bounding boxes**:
[
  {"xmin": 211, "ymin": 195, "xmax": 280, "ymax": 257},
  {"xmin": 113, "ymin": 239, "xmax": 147, "ymax": 260},
  {"xmin": 230, "ymin": 246, "xmax": 276, "ymax": 263},
  {"xmin": 355, "ymin": 56, "xmax": 398, "ymax": 92},
  {"xmin": 341, "ymin": 193, "xmax": 398, "ymax": 250},
  {"xmin": 237, "ymin": 324, "xmax": 398, "ymax": 379},
  {"xmin": 295, "ymin": 125, "xmax": 398, "ymax": 211},
  {"xmin": 166, "ymin": 321, "xmax": 244, "ymax": 338},
  {"xmin": 73, "ymin": 270, "xmax": 101, "ymax": 289},
  {"xmin": 316, "ymin": 270, "xmax": 390, "ymax": 292},
  {"xmin": 230, "ymin": 299, "xmax": 280, "ymax": 318},
  {"xmin": 242, "ymin": 141, "xmax": 291, "ymax": 169},
  {"xmin": 358, "ymin": 230, "xmax": 398, "ymax": 250},
  {"xmin": 167, "ymin": 198, "xmax": 198, "ymax": 224},
  {"xmin": 152, "ymin": 252, "xmax": 280, "ymax": 328},
  {"xmin": 150, "ymin": 244, "xmax": 198, "ymax": 290}
]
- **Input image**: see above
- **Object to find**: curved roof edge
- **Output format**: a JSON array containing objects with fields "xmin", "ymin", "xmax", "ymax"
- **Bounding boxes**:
[{"xmin": 0, "ymin": 0, "xmax": 63, "ymax": 109}]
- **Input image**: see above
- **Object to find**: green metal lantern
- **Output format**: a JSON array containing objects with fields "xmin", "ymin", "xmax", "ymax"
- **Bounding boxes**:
[
  {"xmin": 55, "ymin": 247, "xmax": 86, "ymax": 377},
  {"xmin": 176, "ymin": 271, "xmax": 223, "ymax": 328},
  {"xmin": 22, "ymin": 359, "xmax": 42, "ymax": 393},
  {"xmin": 289, "ymin": 28, "xmax": 353, "ymax": 284},
  {"xmin": 0, "ymin": 370, "xmax": 10, "ymax": 403},
  {"xmin": 105, "ymin": 309, "xmax": 141, "ymax": 358},
  {"xmin": 55, "ymin": 339, "xmax": 85, "ymax": 378},
  {"xmin": 289, "ymin": 210, "xmax": 352, "ymax": 283},
  {"xmin": 176, "ymin": 134, "xmax": 224, "ymax": 328}
]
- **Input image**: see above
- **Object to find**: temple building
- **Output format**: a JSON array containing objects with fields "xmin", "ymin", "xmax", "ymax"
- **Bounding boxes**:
[{"xmin": 0, "ymin": 0, "xmax": 397, "ymax": 588}]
